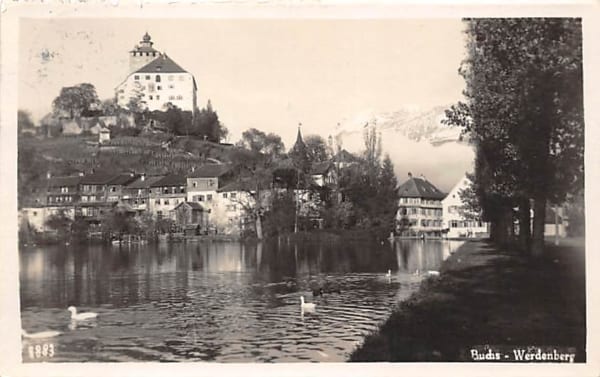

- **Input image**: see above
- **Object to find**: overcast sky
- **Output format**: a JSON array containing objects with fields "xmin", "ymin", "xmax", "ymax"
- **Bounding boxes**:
[{"xmin": 19, "ymin": 18, "xmax": 467, "ymax": 148}]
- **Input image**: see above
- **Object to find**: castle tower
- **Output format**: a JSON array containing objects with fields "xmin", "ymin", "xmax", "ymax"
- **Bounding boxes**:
[{"xmin": 129, "ymin": 32, "xmax": 160, "ymax": 73}]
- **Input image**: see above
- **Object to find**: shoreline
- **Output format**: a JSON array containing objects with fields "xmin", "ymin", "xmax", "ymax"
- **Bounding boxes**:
[{"xmin": 349, "ymin": 238, "xmax": 586, "ymax": 362}]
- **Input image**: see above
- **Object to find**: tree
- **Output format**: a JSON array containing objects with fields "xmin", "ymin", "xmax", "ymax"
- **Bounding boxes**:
[
  {"xmin": 377, "ymin": 154, "xmax": 399, "ymax": 231},
  {"xmin": 45, "ymin": 211, "xmax": 73, "ymax": 240},
  {"xmin": 237, "ymin": 128, "xmax": 285, "ymax": 157},
  {"xmin": 18, "ymin": 110, "xmax": 35, "ymax": 131},
  {"xmin": 304, "ymin": 134, "xmax": 329, "ymax": 164},
  {"xmin": 52, "ymin": 83, "xmax": 100, "ymax": 118},
  {"xmin": 445, "ymin": 18, "xmax": 583, "ymax": 255}
]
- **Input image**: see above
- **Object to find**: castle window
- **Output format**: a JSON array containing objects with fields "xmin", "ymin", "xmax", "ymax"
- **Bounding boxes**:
[
  {"xmin": 168, "ymin": 85, "xmax": 174, "ymax": 89},
  {"xmin": 179, "ymin": 76, "xmax": 185, "ymax": 81},
  {"xmin": 149, "ymin": 95, "xmax": 153, "ymax": 100},
  {"xmin": 156, "ymin": 75, "xmax": 161, "ymax": 82},
  {"xmin": 145, "ymin": 75, "xmax": 150, "ymax": 80},
  {"xmin": 207, "ymin": 194, "xmax": 212, "ymax": 202},
  {"xmin": 134, "ymin": 75, "xmax": 139, "ymax": 80},
  {"xmin": 176, "ymin": 95, "xmax": 183, "ymax": 100},
  {"xmin": 156, "ymin": 95, "xmax": 160, "ymax": 100},
  {"xmin": 157, "ymin": 86, "xmax": 162, "ymax": 90},
  {"xmin": 169, "ymin": 95, "xmax": 175, "ymax": 100},
  {"xmin": 168, "ymin": 75, "xmax": 174, "ymax": 81},
  {"xmin": 146, "ymin": 52, "xmax": 149, "ymax": 56}
]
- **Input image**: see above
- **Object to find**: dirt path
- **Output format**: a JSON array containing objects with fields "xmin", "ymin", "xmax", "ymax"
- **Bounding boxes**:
[{"xmin": 350, "ymin": 238, "xmax": 586, "ymax": 362}]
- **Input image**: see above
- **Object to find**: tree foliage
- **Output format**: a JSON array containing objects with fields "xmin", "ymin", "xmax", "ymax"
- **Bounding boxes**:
[
  {"xmin": 18, "ymin": 110, "xmax": 35, "ymax": 130},
  {"xmin": 52, "ymin": 83, "xmax": 100, "ymax": 118},
  {"xmin": 444, "ymin": 18, "xmax": 584, "ymax": 254}
]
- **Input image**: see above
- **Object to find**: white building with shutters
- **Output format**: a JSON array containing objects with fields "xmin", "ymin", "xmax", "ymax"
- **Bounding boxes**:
[{"xmin": 115, "ymin": 33, "xmax": 198, "ymax": 112}]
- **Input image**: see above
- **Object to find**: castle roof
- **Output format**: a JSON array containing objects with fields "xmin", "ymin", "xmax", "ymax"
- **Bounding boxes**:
[
  {"xmin": 396, "ymin": 175, "xmax": 446, "ymax": 200},
  {"xmin": 135, "ymin": 54, "xmax": 187, "ymax": 74}
]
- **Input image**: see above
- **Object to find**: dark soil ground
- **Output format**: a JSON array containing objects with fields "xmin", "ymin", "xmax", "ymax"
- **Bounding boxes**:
[{"xmin": 350, "ymin": 238, "xmax": 586, "ymax": 362}]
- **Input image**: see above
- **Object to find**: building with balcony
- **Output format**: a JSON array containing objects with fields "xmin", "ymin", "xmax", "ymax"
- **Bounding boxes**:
[{"xmin": 395, "ymin": 173, "xmax": 445, "ymax": 237}]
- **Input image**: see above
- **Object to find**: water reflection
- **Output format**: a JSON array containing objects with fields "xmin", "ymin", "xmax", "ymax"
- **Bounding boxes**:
[{"xmin": 20, "ymin": 239, "xmax": 463, "ymax": 362}]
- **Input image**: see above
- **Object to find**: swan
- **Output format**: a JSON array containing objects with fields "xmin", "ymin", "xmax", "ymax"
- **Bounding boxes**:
[
  {"xmin": 68, "ymin": 306, "xmax": 98, "ymax": 320},
  {"xmin": 21, "ymin": 329, "xmax": 62, "ymax": 339},
  {"xmin": 413, "ymin": 269, "xmax": 420, "ymax": 276},
  {"xmin": 386, "ymin": 269, "xmax": 392, "ymax": 278},
  {"xmin": 426, "ymin": 270, "xmax": 440, "ymax": 277},
  {"xmin": 300, "ymin": 296, "xmax": 316, "ymax": 312}
]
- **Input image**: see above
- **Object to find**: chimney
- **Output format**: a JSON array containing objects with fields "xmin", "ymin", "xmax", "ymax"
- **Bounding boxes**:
[
  {"xmin": 408, "ymin": 172, "xmax": 412, "ymax": 178},
  {"xmin": 46, "ymin": 171, "xmax": 52, "ymax": 179}
]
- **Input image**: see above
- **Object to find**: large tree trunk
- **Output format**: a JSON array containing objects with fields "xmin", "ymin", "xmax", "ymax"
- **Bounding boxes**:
[
  {"xmin": 518, "ymin": 198, "xmax": 531, "ymax": 253},
  {"xmin": 490, "ymin": 207, "xmax": 512, "ymax": 245},
  {"xmin": 256, "ymin": 214, "xmax": 263, "ymax": 240},
  {"xmin": 531, "ymin": 197, "xmax": 546, "ymax": 257}
]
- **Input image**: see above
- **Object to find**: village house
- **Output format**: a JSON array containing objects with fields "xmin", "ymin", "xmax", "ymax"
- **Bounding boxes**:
[
  {"xmin": 115, "ymin": 33, "xmax": 198, "ymax": 112},
  {"xmin": 442, "ymin": 175, "xmax": 489, "ymax": 238},
  {"xmin": 45, "ymin": 174, "xmax": 82, "ymax": 206},
  {"xmin": 186, "ymin": 164, "xmax": 233, "ymax": 204},
  {"xmin": 173, "ymin": 202, "xmax": 209, "ymax": 235},
  {"xmin": 395, "ymin": 173, "xmax": 445, "ymax": 237},
  {"xmin": 212, "ymin": 180, "xmax": 257, "ymax": 235},
  {"xmin": 106, "ymin": 173, "xmax": 140, "ymax": 202},
  {"xmin": 121, "ymin": 174, "xmax": 165, "ymax": 213},
  {"xmin": 148, "ymin": 174, "xmax": 187, "ymax": 219}
]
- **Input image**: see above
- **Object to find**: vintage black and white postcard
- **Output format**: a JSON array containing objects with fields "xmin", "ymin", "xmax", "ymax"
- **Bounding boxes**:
[{"xmin": 1, "ymin": 2, "xmax": 598, "ymax": 376}]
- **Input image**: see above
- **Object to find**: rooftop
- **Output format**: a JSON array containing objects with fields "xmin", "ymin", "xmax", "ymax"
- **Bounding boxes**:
[
  {"xmin": 47, "ymin": 176, "xmax": 81, "ymax": 187},
  {"xmin": 188, "ymin": 164, "xmax": 232, "ymax": 178},
  {"xmin": 126, "ymin": 175, "xmax": 165, "ymax": 189},
  {"xmin": 151, "ymin": 174, "xmax": 187, "ymax": 187},
  {"xmin": 396, "ymin": 175, "xmax": 446, "ymax": 200},
  {"xmin": 135, "ymin": 54, "xmax": 187, "ymax": 74}
]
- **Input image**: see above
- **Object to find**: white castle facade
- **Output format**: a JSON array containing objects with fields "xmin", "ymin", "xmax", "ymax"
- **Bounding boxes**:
[{"xmin": 115, "ymin": 33, "xmax": 198, "ymax": 112}]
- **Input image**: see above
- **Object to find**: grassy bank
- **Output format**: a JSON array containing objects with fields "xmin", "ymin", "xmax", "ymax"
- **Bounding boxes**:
[{"xmin": 350, "ymin": 238, "xmax": 586, "ymax": 362}]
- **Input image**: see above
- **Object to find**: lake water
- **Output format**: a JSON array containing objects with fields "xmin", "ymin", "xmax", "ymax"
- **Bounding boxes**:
[{"xmin": 19, "ymin": 238, "xmax": 463, "ymax": 362}]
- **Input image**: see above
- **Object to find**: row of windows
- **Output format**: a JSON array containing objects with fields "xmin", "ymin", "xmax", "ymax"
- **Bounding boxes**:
[
  {"xmin": 48, "ymin": 196, "xmax": 73, "ymax": 203},
  {"xmin": 398, "ymin": 198, "xmax": 441, "ymax": 205},
  {"xmin": 133, "ymin": 74, "xmax": 185, "ymax": 82},
  {"xmin": 147, "ymin": 94, "xmax": 184, "ymax": 101},
  {"xmin": 450, "ymin": 220, "xmax": 484, "ymax": 228},
  {"xmin": 399, "ymin": 207, "xmax": 443, "ymax": 216},
  {"xmin": 131, "ymin": 52, "xmax": 158, "ymax": 57},
  {"xmin": 421, "ymin": 220, "xmax": 443, "ymax": 227}
]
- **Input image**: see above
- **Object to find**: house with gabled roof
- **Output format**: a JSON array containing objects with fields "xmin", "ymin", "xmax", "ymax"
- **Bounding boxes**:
[
  {"xmin": 148, "ymin": 174, "xmax": 187, "ymax": 218},
  {"xmin": 186, "ymin": 163, "xmax": 233, "ymax": 204},
  {"xmin": 395, "ymin": 172, "xmax": 446, "ymax": 237},
  {"xmin": 115, "ymin": 33, "xmax": 198, "ymax": 113},
  {"xmin": 442, "ymin": 175, "xmax": 489, "ymax": 238},
  {"xmin": 122, "ymin": 174, "xmax": 165, "ymax": 212}
]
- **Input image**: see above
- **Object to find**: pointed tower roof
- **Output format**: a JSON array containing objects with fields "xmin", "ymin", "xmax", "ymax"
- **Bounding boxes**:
[{"xmin": 293, "ymin": 123, "xmax": 306, "ymax": 150}]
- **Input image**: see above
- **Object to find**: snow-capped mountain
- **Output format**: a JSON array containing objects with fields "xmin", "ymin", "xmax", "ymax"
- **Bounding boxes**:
[
  {"xmin": 334, "ymin": 106, "xmax": 473, "ymax": 192},
  {"xmin": 334, "ymin": 105, "xmax": 464, "ymax": 146}
]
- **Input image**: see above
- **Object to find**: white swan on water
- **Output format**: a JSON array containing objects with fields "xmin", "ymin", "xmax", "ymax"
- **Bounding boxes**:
[
  {"xmin": 68, "ymin": 306, "xmax": 98, "ymax": 320},
  {"xmin": 21, "ymin": 329, "xmax": 62, "ymax": 339},
  {"xmin": 300, "ymin": 296, "xmax": 316, "ymax": 312}
]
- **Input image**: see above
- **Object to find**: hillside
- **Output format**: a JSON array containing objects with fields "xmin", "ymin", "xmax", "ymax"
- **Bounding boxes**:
[{"xmin": 18, "ymin": 133, "xmax": 235, "ymax": 207}]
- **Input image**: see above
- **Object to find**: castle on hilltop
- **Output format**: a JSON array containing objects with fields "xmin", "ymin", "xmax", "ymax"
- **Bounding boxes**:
[{"xmin": 115, "ymin": 32, "xmax": 198, "ymax": 112}]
